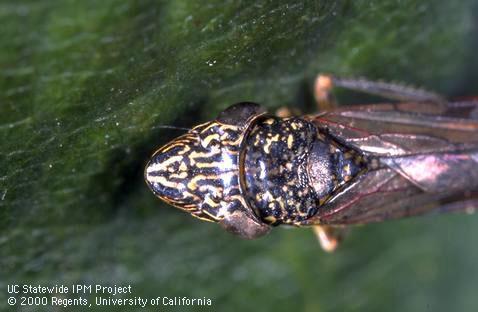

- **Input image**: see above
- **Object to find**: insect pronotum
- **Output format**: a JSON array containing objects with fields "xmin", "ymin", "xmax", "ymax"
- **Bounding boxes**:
[{"xmin": 144, "ymin": 75, "xmax": 478, "ymax": 251}]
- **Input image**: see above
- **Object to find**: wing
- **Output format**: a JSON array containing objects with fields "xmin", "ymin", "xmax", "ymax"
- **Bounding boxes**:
[
  {"xmin": 310, "ymin": 100, "xmax": 478, "ymax": 156},
  {"xmin": 305, "ymin": 100, "xmax": 478, "ymax": 225},
  {"xmin": 306, "ymin": 167, "xmax": 478, "ymax": 225}
]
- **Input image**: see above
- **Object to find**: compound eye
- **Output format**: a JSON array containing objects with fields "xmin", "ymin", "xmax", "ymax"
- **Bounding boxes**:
[
  {"xmin": 219, "ymin": 210, "xmax": 271, "ymax": 239},
  {"xmin": 216, "ymin": 102, "xmax": 265, "ymax": 128}
]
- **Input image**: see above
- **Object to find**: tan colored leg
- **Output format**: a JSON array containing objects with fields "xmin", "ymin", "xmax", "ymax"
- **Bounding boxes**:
[
  {"xmin": 314, "ymin": 74, "xmax": 337, "ymax": 111},
  {"xmin": 314, "ymin": 73, "xmax": 445, "ymax": 105},
  {"xmin": 275, "ymin": 106, "xmax": 302, "ymax": 118},
  {"xmin": 312, "ymin": 225, "xmax": 345, "ymax": 252}
]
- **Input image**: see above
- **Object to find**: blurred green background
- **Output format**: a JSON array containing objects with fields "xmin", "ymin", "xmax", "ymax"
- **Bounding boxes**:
[{"xmin": 1, "ymin": 0, "xmax": 478, "ymax": 311}]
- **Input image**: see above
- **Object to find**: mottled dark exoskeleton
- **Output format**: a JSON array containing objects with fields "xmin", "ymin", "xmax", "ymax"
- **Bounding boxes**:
[{"xmin": 145, "ymin": 75, "xmax": 478, "ymax": 251}]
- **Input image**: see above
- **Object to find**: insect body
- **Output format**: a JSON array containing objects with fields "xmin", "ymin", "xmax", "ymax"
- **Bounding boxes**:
[{"xmin": 145, "ymin": 76, "xmax": 478, "ymax": 249}]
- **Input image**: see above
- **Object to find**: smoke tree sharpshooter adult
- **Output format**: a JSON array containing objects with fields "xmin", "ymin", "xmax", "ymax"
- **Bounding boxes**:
[{"xmin": 145, "ymin": 75, "xmax": 478, "ymax": 251}]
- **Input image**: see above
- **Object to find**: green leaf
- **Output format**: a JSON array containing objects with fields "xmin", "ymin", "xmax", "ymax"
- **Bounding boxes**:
[{"xmin": 1, "ymin": 1, "xmax": 478, "ymax": 311}]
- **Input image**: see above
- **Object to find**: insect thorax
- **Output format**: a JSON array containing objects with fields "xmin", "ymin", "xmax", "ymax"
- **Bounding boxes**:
[{"xmin": 243, "ymin": 116, "xmax": 366, "ymax": 226}]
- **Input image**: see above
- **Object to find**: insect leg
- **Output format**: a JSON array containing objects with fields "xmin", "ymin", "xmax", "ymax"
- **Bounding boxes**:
[
  {"xmin": 313, "ymin": 75, "xmax": 338, "ymax": 111},
  {"xmin": 312, "ymin": 225, "xmax": 346, "ymax": 252},
  {"xmin": 275, "ymin": 106, "xmax": 303, "ymax": 117},
  {"xmin": 314, "ymin": 74, "xmax": 446, "ymax": 105}
]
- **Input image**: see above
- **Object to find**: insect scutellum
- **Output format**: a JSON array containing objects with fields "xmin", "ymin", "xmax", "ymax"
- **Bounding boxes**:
[{"xmin": 145, "ymin": 102, "xmax": 367, "ymax": 238}]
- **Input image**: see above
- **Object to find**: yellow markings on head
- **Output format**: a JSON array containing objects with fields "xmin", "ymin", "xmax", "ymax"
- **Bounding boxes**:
[
  {"xmin": 179, "ymin": 162, "xmax": 187, "ymax": 171},
  {"xmin": 159, "ymin": 139, "xmax": 190, "ymax": 154},
  {"xmin": 187, "ymin": 180, "xmax": 198, "ymax": 191},
  {"xmin": 199, "ymin": 184, "xmax": 224, "ymax": 197},
  {"xmin": 170, "ymin": 172, "xmax": 188, "ymax": 179},
  {"xmin": 176, "ymin": 145, "xmax": 191, "ymax": 156},
  {"xmin": 186, "ymin": 173, "xmax": 224, "ymax": 192},
  {"xmin": 163, "ymin": 188, "xmax": 208, "ymax": 211},
  {"xmin": 221, "ymin": 135, "xmax": 243, "ymax": 146},
  {"xmin": 171, "ymin": 138, "xmax": 194, "ymax": 145},
  {"xmin": 146, "ymin": 175, "xmax": 185, "ymax": 189},
  {"xmin": 202, "ymin": 133, "xmax": 220, "ymax": 146},
  {"xmin": 203, "ymin": 194, "xmax": 221, "ymax": 208},
  {"xmin": 264, "ymin": 216, "xmax": 277, "ymax": 223},
  {"xmin": 190, "ymin": 212, "xmax": 216, "ymax": 222},
  {"xmin": 188, "ymin": 148, "xmax": 221, "ymax": 166},
  {"xmin": 189, "ymin": 149, "xmax": 221, "ymax": 160},
  {"xmin": 146, "ymin": 117, "xmax": 256, "ymax": 224},
  {"xmin": 147, "ymin": 155, "xmax": 183, "ymax": 172},
  {"xmin": 201, "ymin": 121, "xmax": 238, "ymax": 133},
  {"xmin": 220, "ymin": 132, "xmax": 229, "ymax": 140},
  {"xmin": 201, "ymin": 207, "xmax": 224, "ymax": 220},
  {"xmin": 191, "ymin": 121, "xmax": 212, "ymax": 131},
  {"xmin": 195, "ymin": 161, "xmax": 221, "ymax": 169}
]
